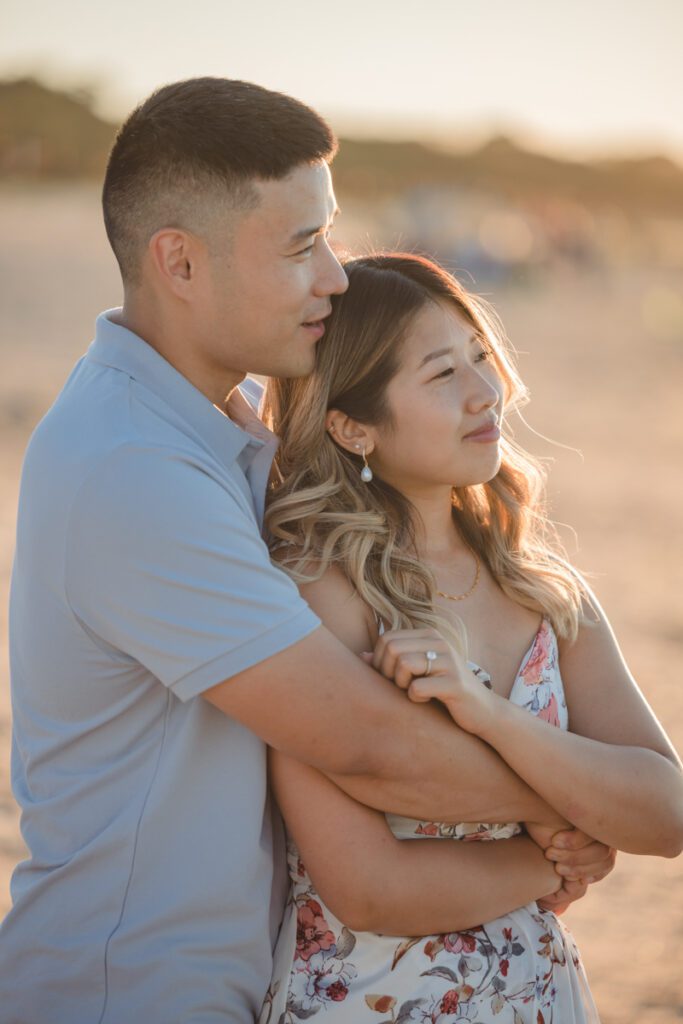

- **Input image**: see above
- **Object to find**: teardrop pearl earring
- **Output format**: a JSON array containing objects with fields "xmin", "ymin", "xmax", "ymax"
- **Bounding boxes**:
[{"xmin": 360, "ymin": 446, "xmax": 373, "ymax": 483}]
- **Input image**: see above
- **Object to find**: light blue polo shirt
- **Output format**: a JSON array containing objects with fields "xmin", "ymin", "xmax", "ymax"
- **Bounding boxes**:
[{"xmin": 0, "ymin": 311, "xmax": 320, "ymax": 1023}]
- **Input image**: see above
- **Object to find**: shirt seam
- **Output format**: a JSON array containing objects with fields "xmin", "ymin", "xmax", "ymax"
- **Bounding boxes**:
[{"xmin": 97, "ymin": 687, "xmax": 173, "ymax": 1024}]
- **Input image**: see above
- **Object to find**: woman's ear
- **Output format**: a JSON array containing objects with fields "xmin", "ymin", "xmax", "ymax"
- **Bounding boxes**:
[{"xmin": 325, "ymin": 409, "xmax": 375, "ymax": 456}]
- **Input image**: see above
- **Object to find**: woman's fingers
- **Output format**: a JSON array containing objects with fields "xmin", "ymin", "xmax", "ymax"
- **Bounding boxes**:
[
  {"xmin": 394, "ymin": 649, "xmax": 451, "ymax": 690},
  {"xmin": 558, "ymin": 877, "xmax": 589, "ymax": 898},
  {"xmin": 382, "ymin": 643, "xmax": 440, "ymax": 690},
  {"xmin": 546, "ymin": 837, "xmax": 613, "ymax": 865},
  {"xmin": 370, "ymin": 629, "xmax": 417, "ymax": 676},
  {"xmin": 371, "ymin": 630, "xmax": 450, "ymax": 689},
  {"xmin": 407, "ymin": 676, "xmax": 458, "ymax": 704},
  {"xmin": 545, "ymin": 827, "xmax": 617, "ymax": 881},
  {"xmin": 393, "ymin": 653, "xmax": 430, "ymax": 691},
  {"xmin": 556, "ymin": 865, "xmax": 611, "ymax": 884},
  {"xmin": 368, "ymin": 628, "xmax": 497, "ymax": 733},
  {"xmin": 538, "ymin": 878, "xmax": 589, "ymax": 913},
  {"xmin": 371, "ymin": 627, "xmax": 437, "ymax": 669},
  {"xmin": 547, "ymin": 840, "xmax": 617, "ymax": 883},
  {"xmin": 548, "ymin": 827, "xmax": 594, "ymax": 851}
]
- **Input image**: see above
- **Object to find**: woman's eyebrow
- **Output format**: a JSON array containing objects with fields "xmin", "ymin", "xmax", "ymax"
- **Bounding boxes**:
[
  {"xmin": 419, "ymin": 346, "xmax": 453, "ymax": 368},
  {"xmin": 418, "ymin": 331, "xmax": 482, "ymax": 368}
]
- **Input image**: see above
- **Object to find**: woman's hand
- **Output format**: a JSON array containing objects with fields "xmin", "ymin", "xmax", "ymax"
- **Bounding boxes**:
[
  {"xmin": 526, "ymin": 823, "xmax": 617, "ymax": 884},
  {"xmin": 536, "ymin": 877, "xmax": 588, "ymax": 915},
  {"xmin": 526, "ymin": 822, "xmax": 617, "ymax": 914},
  {"xmin": 366, "ymin": 627, "xmax": 498, "ymax": 736}
]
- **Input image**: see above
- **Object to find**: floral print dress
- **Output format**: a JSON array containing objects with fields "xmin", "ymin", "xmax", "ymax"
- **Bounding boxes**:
[{"xmin": 260, "ymin": 618, "xmax": 600, "ymax": 1024}]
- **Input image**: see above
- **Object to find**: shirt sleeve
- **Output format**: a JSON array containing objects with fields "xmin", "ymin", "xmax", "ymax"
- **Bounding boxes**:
[{"xmin": 64, "ymin": 444, "xmax": 320, "ymax": 701}]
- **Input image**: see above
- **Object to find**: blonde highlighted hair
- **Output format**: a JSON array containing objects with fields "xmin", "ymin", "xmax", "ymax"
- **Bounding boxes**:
[{"xmin": 264, "ymin": 253, "xmax": 586, "ymax": 649}]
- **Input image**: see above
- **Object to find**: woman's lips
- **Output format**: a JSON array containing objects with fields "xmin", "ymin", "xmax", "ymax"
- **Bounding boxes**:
[{"xmin": 464, "ymin": 423, "xmax": 500, "ymax": 442}]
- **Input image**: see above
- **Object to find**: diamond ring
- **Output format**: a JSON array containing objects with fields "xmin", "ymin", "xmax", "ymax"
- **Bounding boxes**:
[{"xmin": 424, "ymin": 650, "xmax": 438, "ymax": 676}]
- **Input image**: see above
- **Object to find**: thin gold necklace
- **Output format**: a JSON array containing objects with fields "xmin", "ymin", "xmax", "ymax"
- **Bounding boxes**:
[{"xmin": 435, "ymin": 552, "xmax": 481, "ymax": 602}]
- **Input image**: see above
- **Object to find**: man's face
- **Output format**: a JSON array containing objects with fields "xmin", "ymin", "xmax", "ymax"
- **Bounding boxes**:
[{"xmin": 203, "ymin": 161, "xmax": 348, "ymax": 384}]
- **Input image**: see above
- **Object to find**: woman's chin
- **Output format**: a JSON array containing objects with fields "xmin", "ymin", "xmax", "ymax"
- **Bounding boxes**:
[{"xmin": 455, "ymin": 462, "xmax": 502, "ymax": 488}]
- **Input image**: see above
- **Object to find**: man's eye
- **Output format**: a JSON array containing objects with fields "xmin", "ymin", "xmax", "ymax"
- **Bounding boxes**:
[
  {"xmin": 295, "ymin": 243, "xmax": 315, "ymax": 256},
  {"xmin": 434, "ymin": 367, "xmax": 454, "ymax": 380}
]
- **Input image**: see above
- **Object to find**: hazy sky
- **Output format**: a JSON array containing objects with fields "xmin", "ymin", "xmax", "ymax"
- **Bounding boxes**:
[{"xmin": 3, "ymin": 0, "xmax": 682, "ymax": 159}]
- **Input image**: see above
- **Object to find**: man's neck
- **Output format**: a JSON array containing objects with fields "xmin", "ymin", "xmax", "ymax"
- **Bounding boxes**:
[{"xmin": 117, "ymin": 301, "xmax": 244, "ymax": 408}]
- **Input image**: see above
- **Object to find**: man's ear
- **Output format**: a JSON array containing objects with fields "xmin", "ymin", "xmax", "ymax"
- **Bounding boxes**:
[
  {"xmin": 147, "ymin": 228, "xmax": 202, "ymax": 297},
  {"xmin": 325, "ymin": 409, "xmax": 375, "ymax": 456}
]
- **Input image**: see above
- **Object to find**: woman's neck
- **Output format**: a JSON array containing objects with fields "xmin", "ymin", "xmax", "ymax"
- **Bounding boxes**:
[{"xmin": 408, "ymin": 487, "xmax": 469, "ymax": 562}]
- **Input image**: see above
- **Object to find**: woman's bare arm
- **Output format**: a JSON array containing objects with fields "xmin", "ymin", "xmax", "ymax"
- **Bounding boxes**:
[
  {"xmin": 292, "ymin": 565, "xmax": 563, "ymax": 827},
  {"xmin": 265, "ymin": 566, "xmax": 615, "ymax": 931},
  {"xmin": 271, "ymin": 748, "xmax": 561, "ymax": 935},
  {"xmin": 383, "ymin": 587, "xmax": 683, "ymax": 857}
]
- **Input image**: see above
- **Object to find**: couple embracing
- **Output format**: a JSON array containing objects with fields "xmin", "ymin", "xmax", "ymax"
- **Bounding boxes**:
[{"xmin": 1, "ymin": 77, "xmax": 681, "ymax": 1024}]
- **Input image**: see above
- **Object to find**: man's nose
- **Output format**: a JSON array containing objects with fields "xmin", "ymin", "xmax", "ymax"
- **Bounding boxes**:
[{"xmin": 316, "ymin": 242, "xmax": 348, "ymax": 296}]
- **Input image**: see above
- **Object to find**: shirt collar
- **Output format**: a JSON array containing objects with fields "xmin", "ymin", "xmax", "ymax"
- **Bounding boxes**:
[{"xmin": 86, "ymin": 309, "xmax": 277, "ymax": 469}]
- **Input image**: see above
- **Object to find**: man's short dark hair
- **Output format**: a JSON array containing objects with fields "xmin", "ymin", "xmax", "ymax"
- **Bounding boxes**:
[{"xmin": 102, "ymin": 77, "xmax": 337, "ymax": 284}]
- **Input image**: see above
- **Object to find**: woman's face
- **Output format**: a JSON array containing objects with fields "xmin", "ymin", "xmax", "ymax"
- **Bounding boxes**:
[{"xmin": 368, "ymin": 300, "xmax": 504, "ymax": 494}]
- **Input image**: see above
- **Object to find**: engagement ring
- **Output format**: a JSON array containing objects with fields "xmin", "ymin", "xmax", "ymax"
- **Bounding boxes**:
[{"xmin": 424, "ymin": 650, "xmax": 438, "ymax": 676}]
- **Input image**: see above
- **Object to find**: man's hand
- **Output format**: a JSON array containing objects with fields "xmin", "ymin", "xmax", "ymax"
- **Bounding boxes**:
[{"xmin": 526, "ymin": 822, "xmax": 617, "ymax": 914}]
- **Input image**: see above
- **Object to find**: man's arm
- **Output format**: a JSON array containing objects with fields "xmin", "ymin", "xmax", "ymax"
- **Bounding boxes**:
[
  {"xmin": 205, "ymin": 566, "xmax": 560, "ymax": 826},
  {"xmin": 67, "ymin": 450, "xmax": 558, "ymax": 827}
]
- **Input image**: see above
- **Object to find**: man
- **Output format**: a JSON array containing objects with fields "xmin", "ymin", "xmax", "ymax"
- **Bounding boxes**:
[{"xmin": 0, "ymin": 78, "xmax": 611, "ymax": 1022}]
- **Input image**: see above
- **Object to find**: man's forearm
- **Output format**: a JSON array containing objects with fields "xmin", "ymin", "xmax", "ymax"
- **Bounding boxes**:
[
  {"xmin": 208, "ymin": 627, "xmax": 561, "ymax": 826},
  {"xmin": 328, "ymin": 700, "xmax": 562, "ymax": 826}
]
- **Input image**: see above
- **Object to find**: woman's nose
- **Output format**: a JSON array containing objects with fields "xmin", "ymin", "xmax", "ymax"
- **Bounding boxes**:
[{"xmin": 465, "ymin": 371, "xmax": 501, "ymax": 415}]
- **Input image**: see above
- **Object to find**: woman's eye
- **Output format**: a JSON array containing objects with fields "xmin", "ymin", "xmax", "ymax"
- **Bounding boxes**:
[
  {"xmin": 475, "ymin": 349, "xmax": 491, "ymax": 363},
  {"xmin": 295, "ymin": 244, "xmax": 315, "ymax": 256},
  {"xmin": 434, "ymin": 367, "xmax": 454, "ymax": 380}
]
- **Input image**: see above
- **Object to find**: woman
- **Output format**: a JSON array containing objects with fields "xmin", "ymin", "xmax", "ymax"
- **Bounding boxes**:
[{"xmin": 259, "ymin": 254, "xmax": 683, "ymax": 1023}]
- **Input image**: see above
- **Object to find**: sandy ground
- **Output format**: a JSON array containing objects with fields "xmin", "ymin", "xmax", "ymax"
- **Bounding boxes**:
[{"xmin": 0, "ymin": 184, "xmax": 682, "ymax": 1021}]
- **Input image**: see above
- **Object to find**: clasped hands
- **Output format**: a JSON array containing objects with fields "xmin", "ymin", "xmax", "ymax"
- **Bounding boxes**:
[
  {"xmin": 525, "ymin": 822, "xmax": 616, "ymax": 913},
  {"xmin": 363, "ymin": 627, "xmax": 617, "ymax": 912}
]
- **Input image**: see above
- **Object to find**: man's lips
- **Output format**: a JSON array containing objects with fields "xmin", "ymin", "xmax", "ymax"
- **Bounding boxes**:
[
  {"xmin": 301, "ymin": 320, "xmax": 326, "ymax": 339},
  {"xmin": 301, "ymin": 308, "xmax": 332, "ymax": 337},
  {"xmin": 303, "ymin": 305, "xmax": 332, "ymax": 324}
]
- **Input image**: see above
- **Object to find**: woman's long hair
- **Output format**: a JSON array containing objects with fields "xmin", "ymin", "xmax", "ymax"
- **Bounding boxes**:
[{"xmin": 263, "ymin": 253, "xmax": 586, "ymax": 649}]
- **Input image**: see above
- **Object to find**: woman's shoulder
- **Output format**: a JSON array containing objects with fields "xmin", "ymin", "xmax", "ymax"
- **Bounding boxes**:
[
  {"xmin": 552, "ymin": 562, "xmax": 603, "ymax": 655},
  {"xmin": 297, "ymin": 561, "xmax": 378, "ymax": 655}
]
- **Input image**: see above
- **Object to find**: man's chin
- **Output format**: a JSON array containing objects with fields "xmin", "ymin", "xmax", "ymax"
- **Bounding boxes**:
[{"xmin": 277, "ymin": 352, "xmax": 317, "ymax": 379}]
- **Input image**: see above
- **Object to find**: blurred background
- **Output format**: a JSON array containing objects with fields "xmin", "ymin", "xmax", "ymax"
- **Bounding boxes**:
[{"xmin": 1, "ymin": 1, "xmax": 682, "ymax": 1020}]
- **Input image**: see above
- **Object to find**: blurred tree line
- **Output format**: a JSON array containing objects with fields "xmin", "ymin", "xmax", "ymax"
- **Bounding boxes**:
[
  {"xmin": 2, "ymin": 76, "xmax": 683, "ymax": 285},
  {"xmin": 3, "ymin": 76, "xmax": 683, "ymax": 214}
]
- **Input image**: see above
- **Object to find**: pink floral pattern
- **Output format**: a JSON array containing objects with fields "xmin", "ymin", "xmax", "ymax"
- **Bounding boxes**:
[
  {"xmin": 514, "ymin": 620, "xmax": 565, "ymax": 727},
  {"xmin": 260, "ymin": 619, "xmax": 598, "ymax": 1024},
  {"xmin": 296, "ymin": 898, "xmax": 336, "ymax": 961}
]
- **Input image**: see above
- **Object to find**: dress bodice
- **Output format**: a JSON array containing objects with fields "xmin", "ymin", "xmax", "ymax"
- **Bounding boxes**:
[
  {"xmin": 386, "ymin": 616, "xmax": 567, "ymax": 841},
  {"xmin": 262, "ymin": 615, "xmax": 599, "ymax": 1024}
]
